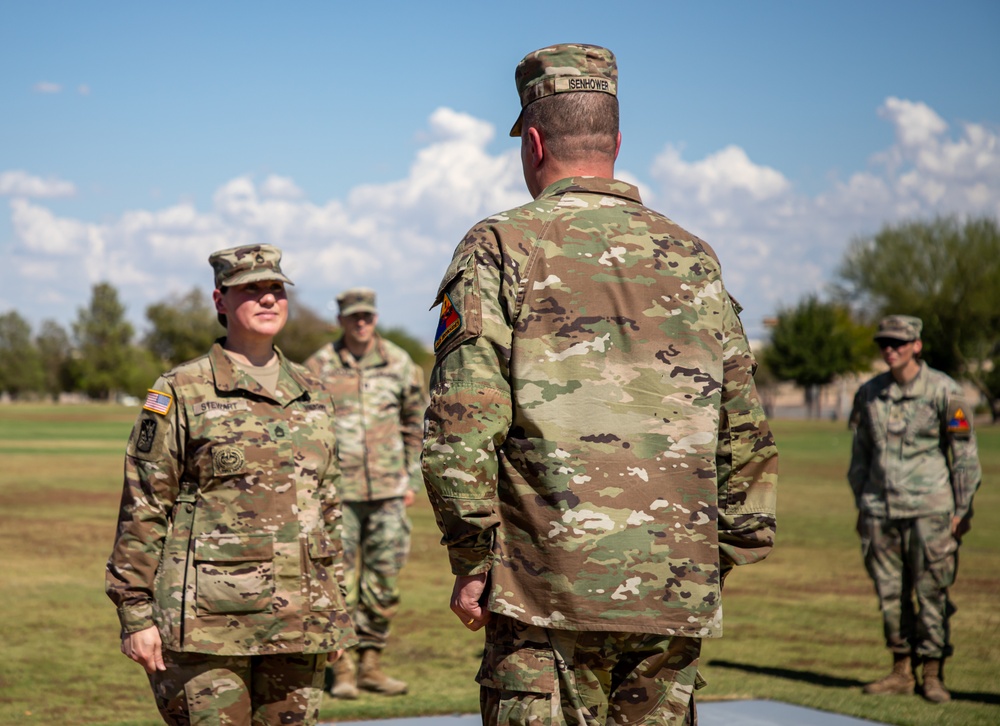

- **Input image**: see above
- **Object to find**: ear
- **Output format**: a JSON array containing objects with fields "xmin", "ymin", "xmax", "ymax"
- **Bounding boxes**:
[
  {"xmin": 912, "ymin": 339, "xmax": 923, "ymax": 356},
  {"xmin": 526, "ymin": 126, "xmax": 545, "ymax": 168},
  {"xmin": 614, "ymin": 131, "xmax": 622, "ymax": 160},
  {"xmin": 212, "ymin": 288, "xmax": 226, "ymax": 315}
]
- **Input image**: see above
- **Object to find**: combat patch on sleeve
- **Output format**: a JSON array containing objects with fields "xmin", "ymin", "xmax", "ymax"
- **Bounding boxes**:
[
  {"xmin": 947, "ymin": 400, "xmax": 972, "ymax": 438},
  {"xmin": 434, "ymin": 292, "xmax": 463, "ymax": 354},
  {"xmin": 143, "ymin": 389, "xmax": 173, "ymax": 416}
]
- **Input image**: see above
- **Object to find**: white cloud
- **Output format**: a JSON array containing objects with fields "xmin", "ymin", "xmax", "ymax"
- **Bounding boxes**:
[
  {"xmin": 33, "ymin": 81, "xmax": 62, "ymax": 94},
  {"xmin": 3, "ymin": 100, "xmax": 998, "ymax": 343},
  {"xmin": 77, "ymin": 84, "xmax": 90, "ymax": 96},
  {"xmin": 0, "ymin": 170, "xmax": 77, "ymax": 198}
]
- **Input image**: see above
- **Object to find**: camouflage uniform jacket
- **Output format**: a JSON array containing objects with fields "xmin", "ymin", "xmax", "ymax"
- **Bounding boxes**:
[
  {"xmin": 106, "ymin": 340, "xmax": 357, "ymax": 656},
  {"xmin": 848, "ymin": 363, "xmax": 981, "ymax": 520},
  {"xmin": 422, "ymin": 176, "xmax": 778, "ymax": 637},
  {"xmin": 305, "ymin": 335, "xmax": 426, "ymax": 502}
]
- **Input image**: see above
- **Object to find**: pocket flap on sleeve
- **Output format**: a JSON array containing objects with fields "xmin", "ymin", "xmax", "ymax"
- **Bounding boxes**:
[{"xmin": 307, "ymin": 531, "xmax": 339, "ymax": 558}]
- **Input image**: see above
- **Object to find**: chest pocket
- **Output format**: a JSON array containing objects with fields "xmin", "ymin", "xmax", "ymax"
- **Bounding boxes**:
[{"xmin": 194, "ymin": 533, "xmax": 274, "ymax": 615}]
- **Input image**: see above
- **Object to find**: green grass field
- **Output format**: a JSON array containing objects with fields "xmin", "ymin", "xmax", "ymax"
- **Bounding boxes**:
[{"xmin": 0, "ymin": 405, "xmax": 997, "ymax": 725}]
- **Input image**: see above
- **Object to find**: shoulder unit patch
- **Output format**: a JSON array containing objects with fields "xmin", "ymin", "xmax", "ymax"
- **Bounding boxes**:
[
  {"xmin": 434, "ymin": 291, "xmax": 463, "ymax": 354},
  {"xmin": 947, "ymin": 405, "xmax": 972, "ymax": 437}
]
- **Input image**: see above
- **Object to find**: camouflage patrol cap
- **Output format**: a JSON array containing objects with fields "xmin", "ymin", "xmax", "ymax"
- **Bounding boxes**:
[
  {"xmin": 337, "ymin": 287, "xmax": 377, "ymax": 316},
  {"xmin": 209, "ymin": 244, "xmax": 294, "ymax": 289},
  {"xmin": 875, "ymin": 314, "xmax": 923, "ymax": 342},
  {"xmin": 509, "ymin": 43, "xmax": 618, "ymax": 137}
]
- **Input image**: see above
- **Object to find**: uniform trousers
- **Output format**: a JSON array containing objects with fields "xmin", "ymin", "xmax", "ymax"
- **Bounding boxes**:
[
  {"xmin": 858, "ymin": 512, "xmax": 958, "ymax": 659},
  {"xmin": 148, "ymin": 650, "xmax": 326, "ymax": 726},
  {"xmin": 340, "ymin": 497, "xmax": 412, "ymax": 650},
  {"xmin": 479, "ymin": 614, "xmax": 700, "ymax": 726}
]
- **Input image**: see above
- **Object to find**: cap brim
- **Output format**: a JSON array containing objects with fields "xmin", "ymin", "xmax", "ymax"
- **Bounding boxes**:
[
  {"xmin": 224, "ymin": 269, "xmax": 294, "ymax": 287},
  {"xmin": 509, "ymin": 111, "xmax": 523, "ymax": 137},
  {"xmin": 339, "ymin": 304, "xmax": 377, "ymax": 316}
]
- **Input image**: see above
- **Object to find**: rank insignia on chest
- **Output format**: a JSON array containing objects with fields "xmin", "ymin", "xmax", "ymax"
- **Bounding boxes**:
[
  {"xmin": 434, "ymin": 292, "xmax": 462, "ymax": 353},
  {"xmin": 948, "ymin": 406, "xmax": 971, "ymax": 435}
]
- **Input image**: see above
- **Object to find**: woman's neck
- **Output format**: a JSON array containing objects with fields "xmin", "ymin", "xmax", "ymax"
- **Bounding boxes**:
[{"xmin": 223, "ymin": 334, "xmax": 277, "ymax": 367}]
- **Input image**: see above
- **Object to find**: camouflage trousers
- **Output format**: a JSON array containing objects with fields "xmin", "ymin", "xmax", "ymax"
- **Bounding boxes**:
[
  {"xmin": 147, "ymin": 650, "xmax": 326, "ymax": 725},
  {"xmin": 478, "ymin": 615, "xmax": 700, "ymax": 726},
  {"xmin": 858, "ymin": 512, "xmax": 958, "ymax": 659},
  {"xmin": 340, "ymin": 497, "xmax": 411, "ymax": 650}
]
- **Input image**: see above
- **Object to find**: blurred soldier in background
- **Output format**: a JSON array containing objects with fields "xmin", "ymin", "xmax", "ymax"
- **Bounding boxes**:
[
  {"xmin": 306, "ymin": 288, "xmax": 427, "ymax": 698},
  {"xmin": 849, "ymin": 314, "xmax": 982, "ymax": 703},
  {"xmin": 422, "ymin": 43, "xmax": 778, "ymax": 725}
]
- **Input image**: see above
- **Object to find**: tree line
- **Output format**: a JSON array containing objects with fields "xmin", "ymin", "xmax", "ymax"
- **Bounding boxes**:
[
  {"xmin": 1, "ymin": 215, "xmax": 998, "ymax": 418},
  {"xmin": 762, "ymin": 215, "xmax": 1000, "ymax": 421},
  {"xmin": 0, "ymin": 285, "xmax": 433, "ymax": 403}
]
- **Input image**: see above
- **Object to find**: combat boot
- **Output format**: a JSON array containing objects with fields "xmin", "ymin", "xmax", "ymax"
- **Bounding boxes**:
[
  {"xmin": 328, "ymin": 652, "xmax": 359, "ymax": 699},
  {"xmin": 862, "ymin": 652, "xmax": 915, "ymax": 695},
  {"xmin": 357, "ymin": 648, "xmax": 408, "ymax": 695},
  {"xmin": 920, "ymin": 658, "xmax": 951, "ymax": 703}
]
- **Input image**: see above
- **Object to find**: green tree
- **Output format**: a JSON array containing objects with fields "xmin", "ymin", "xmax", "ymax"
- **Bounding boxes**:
[
  {"xmin": 837, "ymin": 215, "xmax": 1000, "ymax": 420},
  {"xmin": 144, "ymin": 287, "xmax": 222, "ymax": 368},
  {"xmin": 35, "ymin": 320, "xmax": 74, "ymax": 400},
  {"xmin": 763, "ymin": 296, "xmax": 873, "ymax": 418},
  {"xmin": 72, "ymin": 283, "xmax": 136, "ymax": 400},
  {"xmin": 0, "ymin": 311, "xmax": 44, "ymax": 399}
]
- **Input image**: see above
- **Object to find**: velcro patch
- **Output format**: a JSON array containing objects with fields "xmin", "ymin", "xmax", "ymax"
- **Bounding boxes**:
[
  {"xmin": 212, "ymin": 446, "xmax": 246, "ymax": 477},
  {"xmin": 143, "ymin": 389, "xmax": 173, "ymax": 416},
  {"xmin": 947, "ymin": 405, "xmax": 972, "ymax": 437},
  {"xmin": 434, "ymin": 292, "xmax": 463, "ymax": 353},
  {"xmin": 135, "ymin": 418, "xmax": 157, "ymax": 453}
]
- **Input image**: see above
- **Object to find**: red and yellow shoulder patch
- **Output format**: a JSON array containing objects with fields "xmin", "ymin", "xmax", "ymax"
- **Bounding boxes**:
[
  {"xmin": 947, "ymin": 405, "xmax": 971, "ymax": 435},
  {"xmin": 434, "ymin": 292, "xmax": 463, "ymax": 354}
]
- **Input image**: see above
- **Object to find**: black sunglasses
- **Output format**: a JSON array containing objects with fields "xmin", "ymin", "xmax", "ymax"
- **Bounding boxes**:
[{"xmin": 875, "ymin": 338, "xmax": 912, "ymax": 350}]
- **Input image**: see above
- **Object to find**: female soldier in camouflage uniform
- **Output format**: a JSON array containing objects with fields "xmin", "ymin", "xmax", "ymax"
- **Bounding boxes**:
[{"xmin": 106, "ymin": 244, "xmax": 356, "ymax": 724}]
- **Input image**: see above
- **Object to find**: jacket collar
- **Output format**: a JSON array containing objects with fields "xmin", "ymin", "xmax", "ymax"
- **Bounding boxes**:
[
  {"xmin": 538, "ymin": 176, "xmax": 642, "ymax": 205},
  {"xmin": 209, "ymin": 338, "xmax": 309, "ymax": 404}
]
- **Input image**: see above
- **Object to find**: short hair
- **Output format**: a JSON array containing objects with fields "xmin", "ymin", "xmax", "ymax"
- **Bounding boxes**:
[
  {"xmin": 216, "ymin": 285, "xmax": 228, "ymax": 328},
  {"xmin": 522, "ymin": 92, "xmax": 619, "ymax": 163}
]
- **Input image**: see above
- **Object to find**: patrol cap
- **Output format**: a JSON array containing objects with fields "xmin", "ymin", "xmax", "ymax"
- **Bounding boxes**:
[
  {"xmin": 209, "ymin": 244, "xmax": 294, "ymax": 289},
  {"xmin": 509, "ymin": 43, "xmax": 618, "ymax": 137},
  {"xmin": 337, "ymin": 287, "xmax": 377, "ymax": 316},
  {"xmin": 875, "ymin": 314, "xmax": 923, "ymax": 342}
]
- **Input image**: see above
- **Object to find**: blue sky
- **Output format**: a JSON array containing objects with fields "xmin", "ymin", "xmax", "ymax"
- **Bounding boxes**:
[{"xmin": 2, "ymin": 1, "xmax": 998, "ymax": 344}]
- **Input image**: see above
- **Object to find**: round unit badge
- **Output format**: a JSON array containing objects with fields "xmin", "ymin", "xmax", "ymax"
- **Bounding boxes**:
[{"xmin": 213, "ymin": 446, "xmax": 245, "ymax": 476}]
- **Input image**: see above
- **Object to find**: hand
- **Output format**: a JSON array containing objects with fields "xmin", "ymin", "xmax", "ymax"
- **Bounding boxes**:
[
  {"xmin": 122, "ymin": 625, "xmax": 166, "ymax": 674},
  {"xmin": 450, "ymin": 573, "xmax": 491, "ymax": 631},
  {"xmin": 951, "ymin": 514, "xmax": 971, "ymax": 541},
  {"xmin": 403, "ymin": 489, "xmax": 416, "ymax": 507},
  {"xmin": 327, "ymin": 649, "xmax": 345, "ymax": 664}
]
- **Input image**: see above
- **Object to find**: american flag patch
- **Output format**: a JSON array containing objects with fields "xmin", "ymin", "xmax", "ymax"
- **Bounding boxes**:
[{"xmin": 143, "ymin": 389, "xmax": 173, "ymax": 415}]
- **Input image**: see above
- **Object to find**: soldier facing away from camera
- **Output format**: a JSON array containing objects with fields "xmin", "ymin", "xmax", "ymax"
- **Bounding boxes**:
[
  {"xmin": 305, "ymin": 288, "xmax": 427, "ymax": 698},
  {"xmin": 849, "ymin": 315, "xmax": 982, "ymax": 703},
  {"xmin": 421, "ymin": 43, "xmax": 778, "ymax": 725}
]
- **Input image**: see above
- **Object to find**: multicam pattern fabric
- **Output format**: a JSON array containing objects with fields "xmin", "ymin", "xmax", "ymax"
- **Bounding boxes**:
[
  {"xmin": 106, "ymin": 340, "xmax": 357, "ymax": 656},
  {"xmin": 340, "ymin": 498, "xmax": 412, "ymax": 650},
  {"xmin": 305, "ymin": 335, "xmax": 427, "ymax": 501},
  {"xmin": 480, "ymin": 615, "xmax": 701, "ymax": 725},
  {"xmin": 849, "ymin": 362, "xmax": 981, "ymax": 660},
  {"xmin": 858, "ymin": 513, "xmax": 956, "ymax": 659},
  {"xmin": 148, "ymin": 650, "xmax": 326, "ymax": 725},
  {"xmin": 422, "ymin": 176, "xmax": 778, "ymax": 637},
  {"xmin": 848, "ymin": 364, "xmax": 981, "ymax": 520}
]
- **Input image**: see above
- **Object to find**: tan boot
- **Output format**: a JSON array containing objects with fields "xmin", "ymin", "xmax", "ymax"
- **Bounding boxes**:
[
  {"xmin": 357, "ymin": 648, "xmax": 408, "ymax": 695},
  {"xmin": 328, "ymin": 652, "xmax": 359, "ymax": 699},
  {"xmin": 920, "ymin": 658, "xmax": 951, "ymax": 703},
  {"xmin": 862, "ymin": 652, "xmax": 915, "ymax": 695}
]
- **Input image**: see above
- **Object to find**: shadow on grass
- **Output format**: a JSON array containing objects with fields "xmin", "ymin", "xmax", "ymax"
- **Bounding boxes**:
[{"xmin": 708, "ymin": 659, "xmax": 1000, "ymax": 706}]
